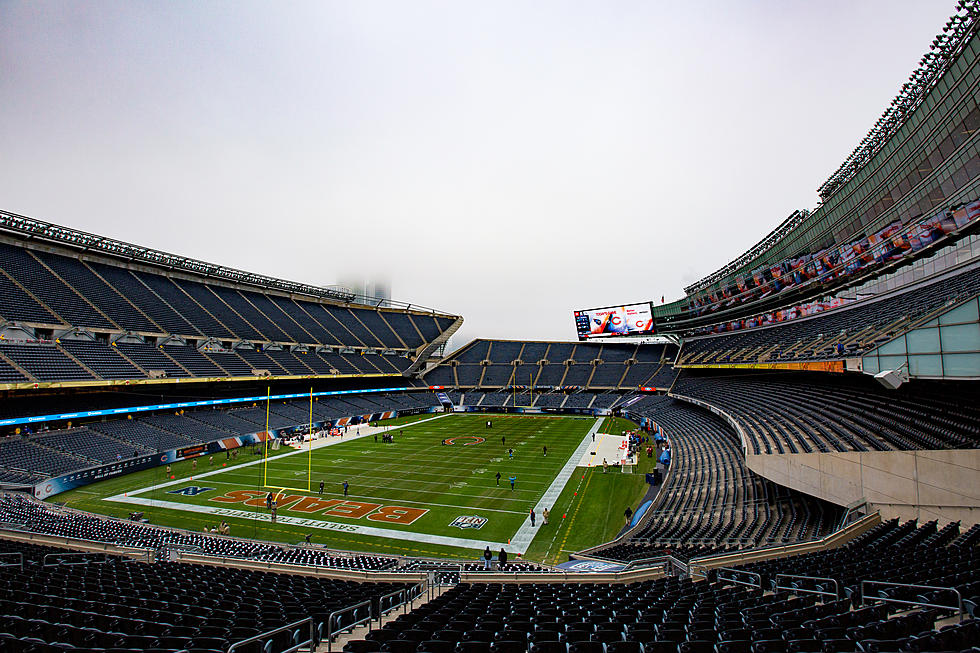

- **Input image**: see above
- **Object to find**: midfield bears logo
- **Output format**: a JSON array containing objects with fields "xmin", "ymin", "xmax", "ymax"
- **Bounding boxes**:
[
  {"xmin": 450, "ymin": 515, "xmax": 487, "ymax": 530},
  {"xmin": 167, "ymin": 486, "xmax": 215, "ymax": 496}
]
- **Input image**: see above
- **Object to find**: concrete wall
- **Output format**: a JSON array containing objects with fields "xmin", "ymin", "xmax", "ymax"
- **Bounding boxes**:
[{"xmin": 746, "ymin": 449, "xmax": 980, "ymax": 527}]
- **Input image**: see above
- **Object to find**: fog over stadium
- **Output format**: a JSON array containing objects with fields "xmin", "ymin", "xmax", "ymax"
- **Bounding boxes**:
[{"xmin": 0, "ymin": 0, "xmax": 954, "ymax": 347}]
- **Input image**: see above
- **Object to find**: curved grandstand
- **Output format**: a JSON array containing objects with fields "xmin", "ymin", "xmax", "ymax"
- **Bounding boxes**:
[{"xmin": 2, "ymin": 3, "xmax": 980, "ymax": 653}]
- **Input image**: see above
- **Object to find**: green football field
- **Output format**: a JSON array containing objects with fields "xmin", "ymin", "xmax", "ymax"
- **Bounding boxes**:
[{"xmin": 52, "ymin": 413, "xmax": 656, "ymax": 562}]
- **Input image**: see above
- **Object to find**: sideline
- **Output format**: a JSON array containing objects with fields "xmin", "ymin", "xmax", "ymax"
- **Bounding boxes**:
[{"xmin": 508, "ymin": 418, "xmax": 603, "ymax": 552}]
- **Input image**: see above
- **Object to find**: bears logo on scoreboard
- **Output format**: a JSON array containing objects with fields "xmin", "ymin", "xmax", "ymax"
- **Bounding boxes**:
[{"xmin": 449, "ymin": 515, "xmax": 487, "ymax": 530}]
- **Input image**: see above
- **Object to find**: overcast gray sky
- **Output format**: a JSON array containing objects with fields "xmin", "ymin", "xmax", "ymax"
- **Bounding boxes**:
[{"xmin": 0, "ymin": 1, "xmax": 955, "ymax": 348}]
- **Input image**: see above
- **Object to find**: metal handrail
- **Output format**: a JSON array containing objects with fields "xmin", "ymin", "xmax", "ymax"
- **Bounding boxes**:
[
  {"xmin": 775, "ymin": 573, "xmax": 840, "ymax": 601},
  {"xmin": 226, "ymin": 616, "xmax": 312, "ymax": 653},
  {"xmin": 376, "ymin": 588, "xmax": 406, "ymax": 623},
  {"xmin": 42, "ymin": 551, "xmax": 108, "ymax": 566},
  {"xmin": 326, "ymin": 600, "xmax": 373, "ymax": 652},
  {"xmin": 860, "ymin": 580, "xmax": 965, "ymax": 621},
  {"xmin": 0, "ymin": 552, "xmax": 23, "ymax": 569},
  {"xmin": 715, "ymin": 567, "xmax": 762, "ymax": 589}
]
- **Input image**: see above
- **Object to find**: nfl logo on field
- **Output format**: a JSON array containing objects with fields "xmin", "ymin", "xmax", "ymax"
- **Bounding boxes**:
[{"xmin": 450, "ymin": 515, "xmax": 487, "ymax": 530}]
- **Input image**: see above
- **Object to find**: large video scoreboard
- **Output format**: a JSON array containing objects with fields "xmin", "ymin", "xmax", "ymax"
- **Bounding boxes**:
[{"xmin": 574, "ymin": 302, "xmax": 656, "ymax": 340}]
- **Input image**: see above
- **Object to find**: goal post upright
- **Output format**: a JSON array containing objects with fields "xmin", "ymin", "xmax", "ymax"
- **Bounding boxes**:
[
  {"xmin": 307, "ymin": 387, "xmax": 313, "ymax": 493},
  {"xmin": 262, "ymin": 385, "xmax": 270, "ymax": 488}
]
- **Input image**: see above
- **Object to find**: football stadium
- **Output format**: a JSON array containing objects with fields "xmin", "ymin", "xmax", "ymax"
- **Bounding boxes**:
[{"xmin": 1, "ymin": 3, "xmax": 980, "ymax": 653}]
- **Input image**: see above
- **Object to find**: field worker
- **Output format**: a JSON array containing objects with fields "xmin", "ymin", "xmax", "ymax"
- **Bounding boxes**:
[
  {"xmin": 508, "ymin": 448, "xmax": 513, "ymax": 459},
  {"xmin": 483, "ymin": 546, "xmax": 492, "ymax": 569},
  {"xmin": 266, "ymin": 492, "xmax": 274, "ymax": 510},
  {"xmin": 496, "ymin": 471, "xmax": 501, "ymax": 486},
  {"xmin": 602, "ymin": 458, "xmax": 608, "ymax": 473},
  {"xmin": 543, "ymin": 445, "xmax": 547, "ymax": 457},
  {"xmin": 343, "ymin": 480, "xmax": 349, "ymax": 497},
  {"xmin": 509, "ymin": 475, "xmax": 517, "ymax": 490},
  {"xmin": 318, "ymin": 480, "xmax": 324, "ymax": 496},
  {"xmin": 191, "ymin": 458, "xmax": 197, "ymax": 471},
  {"xmin": 501, "ymin": 435, "xmax": 505, "ymax": 445},
  {"xmin": 542, "ymin": 507, "xmax": 550, "ymax": 525},
  {"xmin": 209, "ymin": 455, "xmax": 214, "ymax": 466},
  {"xmin": 530, "ymin": 508, "xmax": 536, "ymax": 527},
  {"xmin": 625, "ymin": 506, "xmax": 633, "ymax": 526},
  {"xmin": 165, "ymin": 464, "xmax": 172, "ymax": 476}
]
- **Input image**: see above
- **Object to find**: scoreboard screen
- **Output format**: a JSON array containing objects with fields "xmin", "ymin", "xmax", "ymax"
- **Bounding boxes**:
[{"xmin": 574, "ymin": 303, "xmax": 656, "ymax": 340}]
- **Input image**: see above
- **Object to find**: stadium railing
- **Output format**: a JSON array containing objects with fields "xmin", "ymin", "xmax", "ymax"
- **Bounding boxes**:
[{"xmin": 687, "ymin": 511, "xmax": 881, "ymax": 577}]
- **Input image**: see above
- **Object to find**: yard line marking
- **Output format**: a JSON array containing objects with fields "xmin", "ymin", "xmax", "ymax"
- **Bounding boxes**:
[{"xmin": 124, "ymin": 413, "xmax": 452, "ymax": 496}]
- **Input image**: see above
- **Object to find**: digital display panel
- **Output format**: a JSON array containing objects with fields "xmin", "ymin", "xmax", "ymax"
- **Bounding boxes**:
[{"xmin": 574, "ymin": 303, "xmax": 656, "ymax": 340}]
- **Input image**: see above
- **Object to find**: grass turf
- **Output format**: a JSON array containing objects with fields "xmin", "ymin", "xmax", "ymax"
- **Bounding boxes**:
[{"xmin": 53, "ymin": 413, "xmax": 659, "ymax": 562}]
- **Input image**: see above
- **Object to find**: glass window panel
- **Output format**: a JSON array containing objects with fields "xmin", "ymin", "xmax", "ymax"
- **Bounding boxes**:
[
  {"xmin": 940, "ymin": 353, "xmax": 980, "ymax": 377},
  {"xmin": 878, "ymin": 337, "xmax": 907, "ymax": 356},
  {"xmin": 938, "ymin": 299, "xmax": 979, "ymax": 325},
  {"xmin": 908, "ymin": 354, "xmax": 942, "ymax": 377},
  {"xmin": 906, "ymin": 328, "xmax": 940, "ymax": 354},
  {"xmin": 878, "ymin": 354, "xmax": 908, "ymax": 371},
  {"xmin": 862, "ymin": 356, "xmax": 880, "ymax": 374},
  {"xmin": 939, "ymin": 323, "xmax": 980, "ymax": 352}
]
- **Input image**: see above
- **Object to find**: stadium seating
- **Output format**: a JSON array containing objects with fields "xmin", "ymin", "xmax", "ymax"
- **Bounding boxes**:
[
  {"xmin": 594, "ymin": 396, "xmax": 841, "ymax": 562},
  {"xmin": 0, "ymin": 342, "xmax": 95, "ymax": 382},
  {"xmin": 0, "ymin": 243, "xmax": 115, "ymax": 330},
  {"xmin": 425, "ymin": 340, "xmax": 679, "ymax": 391},
  {"xmin": 0, "ymin": 535, "xmax": 408, "ymax": 652},
  {"xmin": 57, "ymin": 339, "xmax": 144, "ymax": 379},
  {"xmin": 0, "ymin": 239, "xmax": 457, "ymax": 386},
  {"xmin": 672, "ymin": 371, "xmax": 980, "ymax": 454},
  {"xmin": 33, "ymin": 427, "xmax": 148, "ymax": 463},
  {"xmin": 343, "ymin": 517, "xmax": 978, "ymax": 653},
  {"xmin": 680, "ymin": 264, "xmax": 980, "ymax": 365},
  {"xmin": 0, "ymin": 392, "xmax": 441, "ymax": 482},
  {"xmin": 0, "ymin": 438, "xmax": 95, "ymax": 477}
]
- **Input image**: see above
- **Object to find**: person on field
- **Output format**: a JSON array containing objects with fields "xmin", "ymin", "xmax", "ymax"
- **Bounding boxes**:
[
  {"xmin": 602, "ymin": 458, "xmax": 608, "ymax": 473},
  {"xmin": 508, "ymin": 448, "xmax": 513, "ymax": 459},
  {"xmin": 483, "ymin": 546, "xmax": 493, "ymax": 570},
  {"xmin": 509, "ymin": 475, "xmax": 517, "ymax": 490},
  {"xmin": 343, "ymin": 480, "xmax": 349, "ymax": 497},
  {"xmin": 543, "ymin": 445, "xmax": 547, "ymax": 457},
  {"xmin": 270, "ymin": 500, "xmax": 277, "ymax": 523},
  {"xmin": 266, "ymin": 492, "xmax": 274, "ymax": 510},
  {"xmin": 530, "ymin": 508, "xmax": 536, "ymax": 526},
  {"xmin": 318, "ymin": 480, "xmax": 324, "ymax": 496},
  {"xmin": 496, "ymin": 471, "xmax": 501, "ymax": 486},
  {"xmin": 191, "ymin": 458, "xmax": 197, "ymax": 471},
  {"xmin": 542, "ymin": 507, "xmax": 550, "ymax": 525},
  {"xmin": 625, "ymin": 506, "xmax": 633, "ymax": 526}
]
